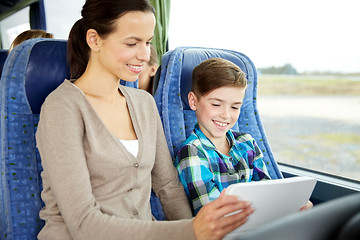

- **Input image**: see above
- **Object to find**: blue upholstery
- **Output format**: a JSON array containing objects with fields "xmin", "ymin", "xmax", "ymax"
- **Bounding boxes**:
[
  {"xmin": 0, "ymin": 49, "xmax": 8, "ymax": 78},
  {"xmin": 0, "ymin": 38, "xmax": 69, "ymax": 240},
  {"xmin": 153, "ymin": 47, "xmax": 283, "ymax": 180},
  {"xmin": 120, "ymin": 79, "xmax": 138, "ymax": 88},
  {"xmin": 0, "ymin": 38, "xmax": 164, "ymax": 239}
]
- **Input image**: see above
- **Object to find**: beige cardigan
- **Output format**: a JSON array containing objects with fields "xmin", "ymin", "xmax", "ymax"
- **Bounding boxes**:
[{"xmin": 36, "ymin": 80, "xmax": 195, "ymax": 240}]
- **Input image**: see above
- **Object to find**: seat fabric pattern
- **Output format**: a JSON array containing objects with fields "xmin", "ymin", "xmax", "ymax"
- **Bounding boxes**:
[
  {"xmin": 154, "ymin": 47, "xmax": 282, "ymax": 180},
  {"xmin": 0, "ymin": 38, "xmax": 69, "ymax": 240}
]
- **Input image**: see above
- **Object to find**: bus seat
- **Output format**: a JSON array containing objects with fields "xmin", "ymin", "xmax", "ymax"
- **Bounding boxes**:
[
  {"xmin": 0, "ymin": 38, "xmax": 69, "ymax": 240},
  {"xmin": 153, "ymin": 46, "xmax": 283, "ymax": 180},
  {"xmin": 0, "ymin": 49, "xmax": 8, "ymax": 77},
  {"xmin": 120, "ymin": 79, "xmax": 138, "ymax": 88},
  {"xmin": 225, "ymin": 192, "xmax": 360, "ymax": 240}
]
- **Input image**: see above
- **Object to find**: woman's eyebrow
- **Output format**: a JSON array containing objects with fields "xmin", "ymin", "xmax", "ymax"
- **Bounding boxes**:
[
  {"xmin": 125, "ymin": 36, "xmax": 142, "ymax": 41},
  {"xmin": 125, "ymin": 36, "xmax": 154, "ymax": 41}
]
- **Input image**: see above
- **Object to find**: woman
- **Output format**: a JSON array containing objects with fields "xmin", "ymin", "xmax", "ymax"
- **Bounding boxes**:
[{"xmin": 36, "ymin": 0, "xmax": 253, "ymax": 239}]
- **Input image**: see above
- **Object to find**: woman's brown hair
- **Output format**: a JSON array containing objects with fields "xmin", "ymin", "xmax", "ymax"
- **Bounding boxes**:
[{"xmin": 68, "ymin": 0, "xmax": 155, "ymax": 79}]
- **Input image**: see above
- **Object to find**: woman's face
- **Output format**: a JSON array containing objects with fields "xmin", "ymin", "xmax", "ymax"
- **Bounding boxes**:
[{"xmin": 96, "ymin": 11, "xmax": 156, "ymax": 82}]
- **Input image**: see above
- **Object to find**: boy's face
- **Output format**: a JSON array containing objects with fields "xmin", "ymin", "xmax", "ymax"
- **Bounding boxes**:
[{"xmin": 188, "ymin": 86, "xmax": 246, "ymax": 144}]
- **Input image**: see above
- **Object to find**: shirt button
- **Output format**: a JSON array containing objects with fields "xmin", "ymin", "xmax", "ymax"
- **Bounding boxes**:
[
  {"xmin": 134, "ymin": 163, "xmax": 139, "ymax": 168},
  {"xmin": 132, "ymin": 209, "xmax": 138, "ymax": 215},
  {"xmin": 127, "ymin": 188, "xmax": 133, "ymax": 192}
]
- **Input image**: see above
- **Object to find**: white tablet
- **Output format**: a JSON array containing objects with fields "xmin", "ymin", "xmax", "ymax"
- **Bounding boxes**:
[{"xmin": 224, "ymin": 176, "xmax": 317, "ymax": 236}]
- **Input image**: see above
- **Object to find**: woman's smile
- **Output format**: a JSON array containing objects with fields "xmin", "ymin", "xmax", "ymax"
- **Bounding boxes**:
[{"xmin": 127, "ymin": 64, "xmax": 143, "ymax": 74}]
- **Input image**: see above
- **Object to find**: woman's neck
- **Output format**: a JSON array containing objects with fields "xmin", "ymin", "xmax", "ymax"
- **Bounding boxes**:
[{"xmin": 74, "ymin": 67, "xmax": 122, "ymax": 102}]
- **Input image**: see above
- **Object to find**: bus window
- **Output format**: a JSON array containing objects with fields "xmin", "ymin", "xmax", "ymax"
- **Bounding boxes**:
[
  {"xmin": 169, "ymin": 0, "xmax": 360, "ymax": 181},
  {"xmin": 44, "ymin": 0, "xmax": 82, "ymax": 39},
  {"xmin": 0, "ymin": 7, "xmax": 30, "ymax": 49},
  {"xmin": 0, "ymin": 0, "xmax": 83, "ymax": 47}
]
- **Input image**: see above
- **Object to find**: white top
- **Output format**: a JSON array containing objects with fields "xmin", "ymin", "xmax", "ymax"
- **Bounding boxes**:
[
  {"xmin": 119, "ymin": 139, "xmax": 139, "ymax": 157},
  {"xmin": 71, "ymin": 83, "xmax": 140, "ymax": 157}
]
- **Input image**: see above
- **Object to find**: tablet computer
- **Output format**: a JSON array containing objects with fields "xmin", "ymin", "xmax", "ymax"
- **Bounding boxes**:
[{"xmin": 224, "ymin": 176, "xmax": 317, "ymax": 236}]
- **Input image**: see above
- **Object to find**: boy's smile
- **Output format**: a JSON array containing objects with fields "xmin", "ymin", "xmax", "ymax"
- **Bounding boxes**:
[{"xmin": 213, "ymin": 120, "xmax": 229, "ymax": 128}]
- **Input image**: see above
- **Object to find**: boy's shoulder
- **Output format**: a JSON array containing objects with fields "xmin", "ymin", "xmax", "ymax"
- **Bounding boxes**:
[
  {"xmin": 178, "ymin": 130, "xmax": 214, "ymax": 158},
  {"xmin": 181, "ymin": 131, "xmax": 202, "ymax": 148},
  {"xmin": 230, "ymin": 130, "xmax": 255, "ymax": 143}
]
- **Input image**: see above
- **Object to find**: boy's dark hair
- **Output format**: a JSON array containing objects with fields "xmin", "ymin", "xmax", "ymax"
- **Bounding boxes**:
[{"xmin": 191, "ymin": 58, "xmax": 247, "ymax": 97}]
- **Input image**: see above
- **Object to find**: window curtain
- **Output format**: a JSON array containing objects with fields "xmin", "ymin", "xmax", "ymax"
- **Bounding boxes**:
[
  {"xmin": 150, "ymin": 0, "xmax": 170, "ymax": 64},
  {"xmin": 30, "ymin": 0, "xmax": 46, "ymax": 30}
]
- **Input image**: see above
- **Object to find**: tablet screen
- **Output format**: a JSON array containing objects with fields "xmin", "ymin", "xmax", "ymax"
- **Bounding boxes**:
[{"xmin": 224, "ymin": 176, "xmax": 317, "ymax": 237}]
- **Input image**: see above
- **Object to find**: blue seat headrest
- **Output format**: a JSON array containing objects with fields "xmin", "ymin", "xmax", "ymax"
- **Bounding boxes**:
[
  {"xmin": 180, "ymin": 48, "xmax": 247, "ymax": 110},
  {"xmin": 24, "ymin": 40, "xmax": 70, "ymax": 114},
  {"xmin": 154, "ymin": 46, "xmax": 283, "ymax": 179}
]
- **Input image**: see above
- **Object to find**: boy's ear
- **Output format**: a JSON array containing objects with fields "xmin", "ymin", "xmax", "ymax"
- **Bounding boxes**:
[
  {"xmin": 188, "ymin": 91, "xmax": 198, "ymax": 111},
  {"xmin": 86, "ymin": 29, "xmax": 101, "ymax": 52}
]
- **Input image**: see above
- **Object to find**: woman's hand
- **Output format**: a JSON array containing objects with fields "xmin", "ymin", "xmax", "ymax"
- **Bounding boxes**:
[{"xmin": 193, "ymin": 191, "xmax": 254, "ymax": 240}]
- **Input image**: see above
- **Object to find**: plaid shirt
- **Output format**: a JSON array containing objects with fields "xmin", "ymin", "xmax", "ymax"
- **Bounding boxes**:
[{"xmin": 174, "ymin": 124, "xmax": 271, "ymax": 214}]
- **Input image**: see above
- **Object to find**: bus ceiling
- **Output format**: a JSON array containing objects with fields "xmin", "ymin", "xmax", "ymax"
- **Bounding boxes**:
[{"xmin": 0, "ymin": 0, "xmax": 38, "ymax": 21}]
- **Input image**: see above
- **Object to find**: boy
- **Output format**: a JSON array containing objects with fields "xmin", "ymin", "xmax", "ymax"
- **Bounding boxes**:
[{"xmin": 174, "ymin": 58, "xmax": 271, "ymax": 214}]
